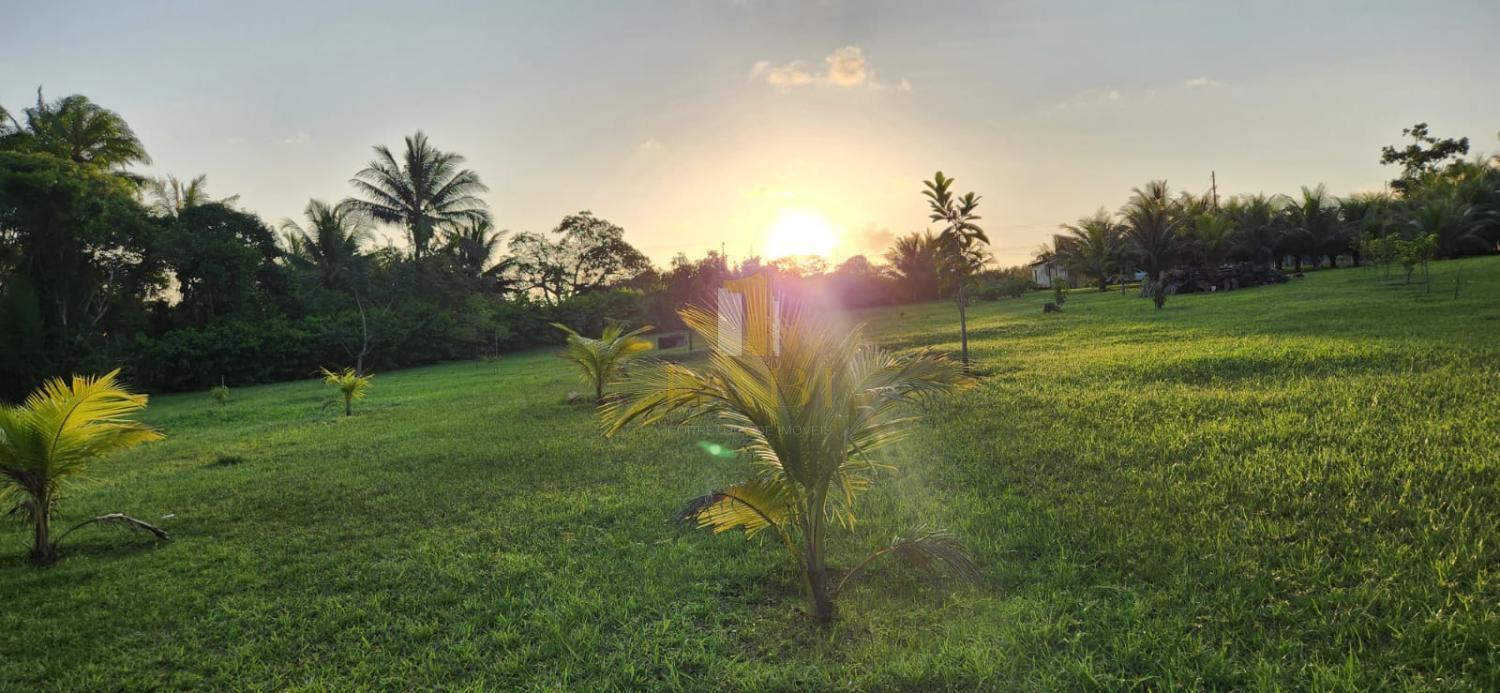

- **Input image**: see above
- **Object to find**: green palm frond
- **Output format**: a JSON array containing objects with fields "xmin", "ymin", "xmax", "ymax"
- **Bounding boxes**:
[
  {"xmin": 22, "ymin": 90, "xmax": 149, "ymax": 170},
  {"xmin": 553, "ymin": 323, "xmax": 655, "ymax": 404},
  {"xmin": 347, "ymin": 132, "xmax": 489, "ymax": 258},
  {"xmin": 320, "ymin": 367, "xmax": 373, "ymax": 416},
  {"xmin": 601, "ymin": 297, "xmax": 973, "ymax": 621},
  {"xmin": 0, "ymin": 369, "xmax": 163, "ymax": 563}
]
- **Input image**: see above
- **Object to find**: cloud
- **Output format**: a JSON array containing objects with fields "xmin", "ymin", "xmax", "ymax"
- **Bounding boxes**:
[
  {"xmin": 1047, "ymin": 88, "xmax": 1123, "ymax": 112},
  {"xmin": 636, "ymin": 138, "xmax": 663, "ymax": 154},
  {"xmin": 282, "ymin": 132, "xmax": 312, "ymax": 145},
  {"xmin": 1184, "ymin": 76, "xmax": 1225, "ymax": 89},
  {"xmin": 749, "ymin": 46, "xmax": 906, "ymax": 93},
  {"xmin": 225, "ymin": 136, "xmax": 247, "ymax": 145},
  {"xmin": 748, "ymin": 60, "xmax": 816, "ymax": 91},
  {"xmin": 824, "ymin": 46, "xmax": 869, "ymax": 87}
]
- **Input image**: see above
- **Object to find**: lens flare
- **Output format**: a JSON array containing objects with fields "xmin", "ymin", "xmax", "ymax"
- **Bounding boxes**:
[{"xmin": 697, "ymin": 441, "xmax": 737, "ymax": 458}]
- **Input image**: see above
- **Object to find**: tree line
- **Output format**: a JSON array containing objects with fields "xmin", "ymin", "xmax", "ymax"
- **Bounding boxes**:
[
  {"xmin": 2, "ymin": 88, "xmax": 1495, "ymax": 398},
  {"xmin": 0, "ymin": 90, "xmax": 997, "ymax": 399},
  {"xmin": 1041, "ymin": 123, "xmax": 1499, "ymax": 307}
]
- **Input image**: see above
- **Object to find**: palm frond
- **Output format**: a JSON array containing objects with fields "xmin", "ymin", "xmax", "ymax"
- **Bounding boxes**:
[{"xmin": 833, "ymin": 528, "xmax": 983, "ymax": 598}]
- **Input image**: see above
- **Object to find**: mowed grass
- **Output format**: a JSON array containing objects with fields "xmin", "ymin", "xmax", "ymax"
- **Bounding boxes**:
[{"xmin": 2, "ymin": 258, "xmax": 1497, "ymax": 689}]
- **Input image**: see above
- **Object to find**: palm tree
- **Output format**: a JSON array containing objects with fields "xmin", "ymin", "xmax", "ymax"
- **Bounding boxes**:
[
  {"xmin": 1281, "ymin": 185, "xmax": 1345, "ymax": 269},
  {"xmin": 0, "ymin": 103, "xmax": 15, "ymax": 138},
  {"xmin": 347, "ymin": 132, "xmax": 489, "ymax": 259},
  {"xmin": 320, "ymin": 367, "xmax": 372, "ymax": 417},
  {"xmin": 1339, "ymin": 192, "xmax": 1396, "ymax": 266},
  {"xmin": 1121, "ymin": 181, "xmax": 1187, "ymax": 309},
  {"xmin": 443, "ymin": 217, "xmax": 506, "ymax": 277},
  {"xmin": 17, "ymin": 90, "xmax": 150, "ymax": 171},
  {"xmin": 882, "ymin": 231, "xmax": 941, "ymax": 301},
  {"xmin": 145, "ymin": 174, "xmax": 239, "ymax": 217},
  {"xmin": 1189, "ymin": 212, "xmax": 1236, "ymax": 269},
  {"xmin": 1225, "ymin": 193, "xmax": 1283, "ymax": 267},
  {"xmin": 601, "ymin": 304, "xmax": 979, "ymax": 623},
  {"xmin": 552, "ymin": 322, "xmax": 654, "ymax": 405},
  {"xmin": 1406, "ymin": 194, "xmax": 1484, "ymax": 257},
  {"xmin": 0, "ymin": 370, "xmax": 166, "ymax": 565},
  {"xmin": 1055, "ymin": 209, "xmax": 1125, "ymax": 291},
  {"xmin": 923, "ymin": 171, "xmax": 989, "ymax": 373},
  {"xmin": 280, "ymin": 199, "xmax": 372, "ymax": 289}
]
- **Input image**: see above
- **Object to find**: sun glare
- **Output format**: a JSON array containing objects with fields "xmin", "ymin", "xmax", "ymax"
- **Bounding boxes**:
[{"xmin": 763, "ymin": 209, "xmax": 839, "ymax": 259}]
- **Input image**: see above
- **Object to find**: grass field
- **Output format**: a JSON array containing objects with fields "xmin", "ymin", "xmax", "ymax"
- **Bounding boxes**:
[{"xmin": 2, "ymin": 258, "xmax": 1496, "ymax": 689}]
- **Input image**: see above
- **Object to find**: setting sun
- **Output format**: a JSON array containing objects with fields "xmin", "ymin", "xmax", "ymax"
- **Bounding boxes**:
[{"xmin": 763, "ymin": 209, "xmax": 840, "ymax": 259}]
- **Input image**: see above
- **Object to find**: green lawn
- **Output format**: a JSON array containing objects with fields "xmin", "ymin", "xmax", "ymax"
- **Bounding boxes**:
[{"xmin": 2, "ymin": 258, "xmax": 1496, "ymax": 689}]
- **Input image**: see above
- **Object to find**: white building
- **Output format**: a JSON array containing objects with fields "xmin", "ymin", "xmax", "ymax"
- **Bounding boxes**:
[{"xmin": 1029, "ymin": 259, "xmax": 1074, "ymax": 289}]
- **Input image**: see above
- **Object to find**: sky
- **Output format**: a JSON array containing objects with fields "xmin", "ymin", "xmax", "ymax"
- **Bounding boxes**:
[{"xmin": 4, "ymin": 0, "xmax": 1498, "ymax": 266}]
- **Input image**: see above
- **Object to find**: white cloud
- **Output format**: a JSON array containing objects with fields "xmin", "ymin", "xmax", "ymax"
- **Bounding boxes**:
[
  {"xmin": 282, "ymin": 132, "xmax": 312, "ymax": 145},
  {"xmin": 749, "ymin": 46, "xmax": 905, "ymax": 93},
  {"xmin": 824, "ymin": 46, "xmax": 869, "ymax": 87},
  {"xmin": 1048, "ymin": 88, "xmax": 1123, "ymax": 112},
  {"xmin": 1184, "ymin": 76, "xmax": 1225, "ymax": 89},
  {"xmin": 225, "ymin": 136, "xmax": 247, "ymax": 145},
  {"xmin": 637, "ymin": 138, "xmax": 663, "ymax": 154}
]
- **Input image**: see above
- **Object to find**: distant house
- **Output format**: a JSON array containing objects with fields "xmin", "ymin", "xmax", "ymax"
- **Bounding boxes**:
[{"xmin": 1029, "ymin": 258, "xmax": 1075, "ymax": 289}]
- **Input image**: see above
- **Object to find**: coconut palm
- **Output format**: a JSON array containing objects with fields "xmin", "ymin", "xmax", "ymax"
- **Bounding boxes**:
[
  {"xmin": 1188, "ymin": 212, "xmax": 1236, "ymax": 269},
  {"xmin": 1055, "ymin": 209, "xmax": 1125, "ymax": 291},
  {"xmin": 1121, "ymin": 181, "xmax": 1187, "ymax": 309},
  {"xmin": 281, "ymin": 199, "xmax": 372, "ymax": 289},
  {"xmin": 601, "ymin": 304, "xmax": 979, "ymax": 623},
  {"xmin": 145, "ymin": 174, "xmax": 238, "ymax": 217},
  {"xmin": 347, "ymin": 132, "xmax": 489, "ymax": 259},
  {"xmin": 923, "ymin": 171, "xmax": 989, "ymax": 373},
  {"xmin": 443, "ymin": 217, "xmax": 507, "ymax": 277},
  {"xmin": 1281, "ymin": 185, "xmax": 1346, "ymax": 269},
  {"xmin": 17, "ymin": 91, "xmax": 150, "ymax": 171},
  {"xmin": 1225, "ymin": 193, "xmax": 1282, "ymax": 267},
  {"xmin": 320, "ymin": 367, "xmax": 372, "ymax": 417},
  {"xmin": 0, "ymin": 370, "xmax": 166, "ymax": 565},
  {"xmin": 1339, "ymin": 192, "xmax": 1397, "ymax": 266},
  {"xmin": 1406, "ymin": 194, "xmax": 1484, "ymax": 257},
  {"xmin": 883, "ymin": 231, "xmax": 941, "ymax": 301},
  {"xmin": 552, "ymin": 322, "xmax": 654, "ymax": 405}
]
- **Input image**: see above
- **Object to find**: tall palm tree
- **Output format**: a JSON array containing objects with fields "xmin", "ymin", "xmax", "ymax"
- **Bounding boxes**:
[
  {"xmin": 145, "ymin": 174, "xmax": 238, "ymax": 217},
  {"xmin": 347, "ymin": 132, "xmax": 489, "ymax": 259},
  {"xmin": 882, "ymin": 230, "xmax": 941, "ymax": 301},
  {"xmin": 1281, "ymin": 185, "xmax": 1345, "ymax": 269},
  {"xmin": 0, "ymin": 370, "xmax": 165, "ymax": 565},
  {"xmin": 553, "ymin": 322, "xmax": 654, "ymax": 405},
  {"xmin": 18, "ymin": 90, "xmax": 150, "ymax": 171},
  {"xmin": 923, "ymin": 171, "xmax": 989, "ymax": 373},
  {"xmin": 443, "ymin": 217, "xmax": 506, "ymax": 277},
  {"xmin": 602, "ymin": 304, "xmax": 979, "ymax": 623},
  {"xmin": 1121, "ymin": 180, "xmax": 1187, "ymax": 309},
  {"xmin": 280, "ymin": 199, "xmax": 372, "ymax": 289},
  {"xmin": 1055, "ymin": 209, "xmax": 1125, "ymax": 291}
]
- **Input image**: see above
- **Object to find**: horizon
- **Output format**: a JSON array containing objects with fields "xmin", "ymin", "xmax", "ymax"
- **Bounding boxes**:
[{"xmin": 4, "ymin": 0, "xmax": 1498, "ymax": 266}]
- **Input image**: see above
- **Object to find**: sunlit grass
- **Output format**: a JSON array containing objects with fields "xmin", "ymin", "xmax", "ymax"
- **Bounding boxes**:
[{"xmin": 0, "ymin": 258, "xmax": 1495, "ymax": 688}]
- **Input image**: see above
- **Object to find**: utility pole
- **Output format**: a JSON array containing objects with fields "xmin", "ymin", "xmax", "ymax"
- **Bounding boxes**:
[{"xmin": 1210, "ymin": 170, "xmax": 1219, "ymax": 209}]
